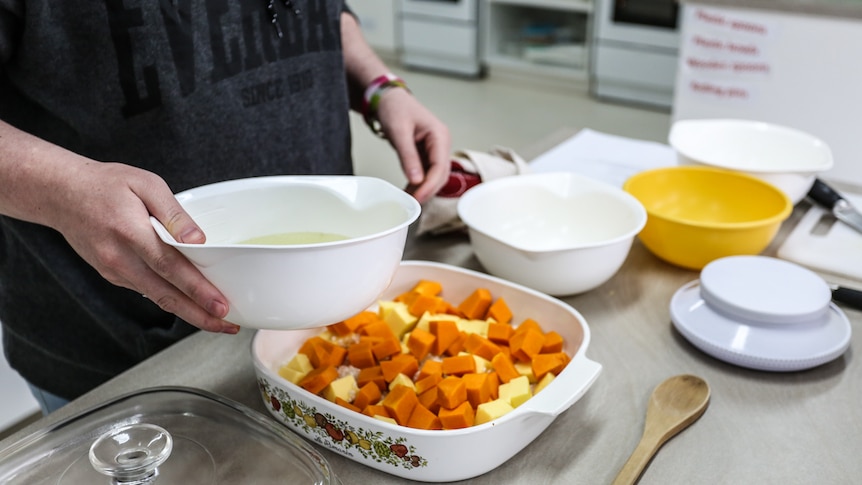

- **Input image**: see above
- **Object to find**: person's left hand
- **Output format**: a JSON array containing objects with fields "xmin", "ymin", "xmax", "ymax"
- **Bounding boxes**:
[{"xmin": 375, "ymin": 89, "xmax": 451, "ymax": 204}]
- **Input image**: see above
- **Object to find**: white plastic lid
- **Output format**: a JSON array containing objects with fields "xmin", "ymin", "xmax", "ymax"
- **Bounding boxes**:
[
  {"xmin": 670, "ymin": 256, "xmax": 852, "ymax": 372},
  {"xmin": 700, "ymin": 255, "xmax": 832, "ymax": 325}
]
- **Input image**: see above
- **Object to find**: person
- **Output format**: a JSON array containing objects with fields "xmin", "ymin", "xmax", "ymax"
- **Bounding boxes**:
[{"xmin": 0, "ymin": 1, "xmax": 451, "ymax": 414}]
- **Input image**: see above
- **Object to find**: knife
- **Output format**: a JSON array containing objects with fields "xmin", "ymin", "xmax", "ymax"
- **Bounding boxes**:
[
  {"xmin": 831, "ymin": 284, "xmax": 862, "ymax": 311},
  {"xmin": 807, "ymin": 178, "xmax": 862, "ymax": 235}
]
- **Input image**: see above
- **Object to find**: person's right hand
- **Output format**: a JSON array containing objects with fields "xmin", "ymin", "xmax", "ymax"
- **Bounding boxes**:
[{"xmin": 46, "ymin": 160, "xmax": 240, "ymax": 334}]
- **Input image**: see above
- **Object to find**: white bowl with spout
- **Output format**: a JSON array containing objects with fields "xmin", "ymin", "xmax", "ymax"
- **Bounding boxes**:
[
  {"xmin": 456, "ymin": 172, "xmax": 647, "ymax": 296},
  {"xmin": 151, "ymin": 175, "xmax": 421, "ymax": 330}
]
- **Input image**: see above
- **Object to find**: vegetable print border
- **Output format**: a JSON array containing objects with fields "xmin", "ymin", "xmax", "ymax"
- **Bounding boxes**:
[{"xmin": 258, "ymin": 377, "xmax": 429, "ymax": 470}]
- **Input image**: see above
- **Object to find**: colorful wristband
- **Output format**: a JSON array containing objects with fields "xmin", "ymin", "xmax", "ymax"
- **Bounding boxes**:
[{"xmin": 362, "ymin": 73, "xmax": 410, "ymax": 137}]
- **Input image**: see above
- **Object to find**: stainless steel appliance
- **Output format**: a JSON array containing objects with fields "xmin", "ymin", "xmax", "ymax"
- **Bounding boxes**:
[
  {"xmin": 591, "ymin": 0, "xmax": 680, "ymax": 109},
  {"xmin": 398, "ymin": 0, "xmax": 483, "ymax": 77}
]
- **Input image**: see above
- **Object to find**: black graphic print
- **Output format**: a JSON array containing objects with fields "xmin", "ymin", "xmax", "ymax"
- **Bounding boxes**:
[{"xmin": 103, "ymin": 0, "xmax": 340, "ymax": 118}]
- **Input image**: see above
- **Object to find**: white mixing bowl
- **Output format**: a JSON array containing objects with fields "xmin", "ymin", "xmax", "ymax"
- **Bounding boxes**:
[
  {"xmin": 151, "ymin": 176, "xmax": 421, "ymax": 330},
  {"xmin": 669, "ymin": 118, "xmax": 834, "ymax": 204},
  {"xmin": 456, "ymin": 172, "xmax": 647, "ymax": 296}
]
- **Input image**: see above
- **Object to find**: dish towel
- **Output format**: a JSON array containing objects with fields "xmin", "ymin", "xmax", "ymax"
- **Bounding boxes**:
[{"xmin": 417, "ymin": 147, "xmax": 530, "ymax": 236}]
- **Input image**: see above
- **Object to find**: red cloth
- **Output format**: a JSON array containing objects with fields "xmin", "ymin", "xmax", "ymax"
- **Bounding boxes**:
[{"xmin": 437, "ymin": 161, "xmax": 482, "ymax": 198}]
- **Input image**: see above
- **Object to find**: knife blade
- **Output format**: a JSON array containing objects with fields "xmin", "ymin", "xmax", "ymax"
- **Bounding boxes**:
[{"xmin": 807, "ymin": 178, "xmax": 862, "ymax": 235}]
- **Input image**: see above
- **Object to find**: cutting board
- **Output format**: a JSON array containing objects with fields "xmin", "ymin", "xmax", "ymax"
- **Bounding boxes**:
[{"xmin": 778, "ymin": 192, "xmax": 862, "ymax": 282}]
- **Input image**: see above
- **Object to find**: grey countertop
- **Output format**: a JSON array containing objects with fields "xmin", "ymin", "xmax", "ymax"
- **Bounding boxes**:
[
  {"xmin": 680, "ymin": 0, "xmax": 862, "ymax": 19},
  {"xmin": 2, "ymin": 130, "xmax": 861, "ymax": 484}
]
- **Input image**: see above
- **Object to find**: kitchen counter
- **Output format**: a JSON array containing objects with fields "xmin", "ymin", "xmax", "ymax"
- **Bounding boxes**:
[
  {"xmin": 3, "ymin": 130, "xmax": 861, "ymax": 484},
  {"xmin": 679, "ymin": 0, "xmax": 862, "ymax": 19}
]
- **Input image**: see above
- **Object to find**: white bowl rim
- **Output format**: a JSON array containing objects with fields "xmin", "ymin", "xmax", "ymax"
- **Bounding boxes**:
[
  {"xmin": 456, "ymin": 172, "xmax": 647, "ymax": 254},
  {"xmin": 251, "ymin": 260, "xmax": 601, "ymax": 437},
  {"xmin": 669, "ymin": 118, "xmax": 834, "ymax": 174},
  {"xmin": 151, "ymin": 175, "xmax": 421, "ymax": 249}
]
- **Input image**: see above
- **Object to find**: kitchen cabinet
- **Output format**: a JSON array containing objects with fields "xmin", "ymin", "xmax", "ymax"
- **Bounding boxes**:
[
  {"xmin": 399, "ymin": 0, "xmax": 482, "ymax": 77},
  {"xmin": 482, "ymin": 0, "xmax": 593, "ymax": 83},
  {"xmin": 351, "ymin": 1, "xmax": 398, "ymax": 57}
]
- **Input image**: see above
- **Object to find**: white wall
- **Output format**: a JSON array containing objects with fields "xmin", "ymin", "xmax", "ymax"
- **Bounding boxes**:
[{"xmin": 672, "ymin": 3, "xmax": 862, "ymax": 187}]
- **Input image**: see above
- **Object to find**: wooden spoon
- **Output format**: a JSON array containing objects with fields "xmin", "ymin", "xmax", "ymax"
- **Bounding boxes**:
[{"xmin": 612, "ymin": 374, "xmax": 711, "ymax": 485}]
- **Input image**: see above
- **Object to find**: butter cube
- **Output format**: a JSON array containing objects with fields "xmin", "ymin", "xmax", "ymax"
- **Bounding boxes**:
[
  {"xmin": 534, "ymin": 372, "xmax": 556, "ymax": 394},
  {"xmin": 416, "ymin": 311, "xmax": 460, "ymax": 333},
  {"xmin": 400, "ymin": 332, "xmax": 412, "ymax": 354},
  {"xmin": 278, "ymin": 366, "xmax": 308, "ymax": 385},
  {"xmin": 457, "ymin": 318, "xmax": 489, "ymax": 337},
  {"xmin": 374, "ymin": 415, "xmax": 398, "ymax": 425},
  {"xmin": 499, "ymin": 375, "xmax": 531, "ymax": 408},
  {"xmin": 475, "ymin": 398, "xmax": 514, "ymax": 425},
  {"xmin": 388, "ymin": 373, "xmax": 416, "ymax": 392},
  {"xmin": 460, "ymin": 352, "xmax": 491, "ymax": 373},
  {"xmin": 285, "ymin": 353, "xmax": 313, "ymax": 373},
  {"xmin": 323, "ymin": 375, "xmax": 359, "ymax": 403},
  {"xmin": 514, "ymin": 361, "xmax": 537, "ymax": 383},
  {"xmin": 278, "ymin": 353, "xmax": 313, "ymax": 384},
  {"xmin": 377, "ymin": 300, "xmax": 400, "ymax": 319},
  {"xmin": 381, "ymin": 301, "xmax": 418, "ymax": 338}
]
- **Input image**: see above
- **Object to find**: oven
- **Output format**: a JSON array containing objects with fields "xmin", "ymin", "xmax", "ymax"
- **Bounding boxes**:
[
  {"xmin": 590, "ymin": 0, "xmax": 681, "ymax": 109},
  {"xmin": 398, "ymin": 0, "xmax": 482, "ymax": 77}
]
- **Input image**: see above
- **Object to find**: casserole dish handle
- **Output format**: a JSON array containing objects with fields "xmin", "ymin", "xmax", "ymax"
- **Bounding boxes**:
[{"xmin": 520, "ymin": 358, "xmax": 602, "ymax": 417}]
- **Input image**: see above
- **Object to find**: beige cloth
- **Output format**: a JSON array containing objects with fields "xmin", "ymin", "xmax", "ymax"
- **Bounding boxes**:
[{"xmin": 417, "ymin": 146, "xmax": 530, "ymax": 236}]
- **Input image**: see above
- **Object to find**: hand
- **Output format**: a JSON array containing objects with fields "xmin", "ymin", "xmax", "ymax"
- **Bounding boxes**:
[
  {"xmin": 375, "ymin": 88, "xmax": 452, "ymax": 204},
  {"xmin": 49, "ymin": 161, "xmax": 239, "ymax": 334}
]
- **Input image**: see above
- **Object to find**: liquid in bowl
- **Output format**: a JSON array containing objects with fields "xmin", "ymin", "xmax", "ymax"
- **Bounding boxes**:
[{"xmin": 237, "ymin": 232, "xmax": 349, "ymax": 245}]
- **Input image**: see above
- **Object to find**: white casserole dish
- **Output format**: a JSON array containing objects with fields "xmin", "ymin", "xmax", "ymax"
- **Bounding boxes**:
[{"xmin": 252, "ymin": 261, "xmax": 602, "ymax": 482}]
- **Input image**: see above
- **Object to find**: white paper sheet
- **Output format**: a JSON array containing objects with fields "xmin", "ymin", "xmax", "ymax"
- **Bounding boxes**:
[{"xmin": 529, "ymin": 128, "xmax": 678, "ymax": 187}]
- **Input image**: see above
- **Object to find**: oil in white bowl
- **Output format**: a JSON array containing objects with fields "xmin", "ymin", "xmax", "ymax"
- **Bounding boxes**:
[{"xmin": 238, "ymin": 232, "xmax": 348, "ymax": 245}]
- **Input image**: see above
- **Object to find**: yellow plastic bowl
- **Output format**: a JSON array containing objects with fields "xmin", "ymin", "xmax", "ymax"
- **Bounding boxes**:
[{"xmin": 623, "ymin": 166, "xmax": 792, "ymax": 270}]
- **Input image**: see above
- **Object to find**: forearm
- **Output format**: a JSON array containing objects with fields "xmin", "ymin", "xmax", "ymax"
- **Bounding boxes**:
[
  {"xmin": 340, "ymin": 11, "xmax": 390, "ymax": 113},
  {"xmin": 0, "ymin": 119, "xmax": 91, "ymax": 229},
  {"xmin": 340, "ymin": 10, "xmax": 451, "ymax": 204}
]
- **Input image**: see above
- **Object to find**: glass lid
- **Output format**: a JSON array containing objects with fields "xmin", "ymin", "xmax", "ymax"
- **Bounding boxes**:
[{"xmin": 0, "ymin": 386, "xmax": 340, "ymax": 485}]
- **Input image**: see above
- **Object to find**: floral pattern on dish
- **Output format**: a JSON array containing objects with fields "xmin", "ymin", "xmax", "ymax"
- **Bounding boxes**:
[{"xmin": 258, "ymin": 377, "xmax": 428, "ymax": 470}]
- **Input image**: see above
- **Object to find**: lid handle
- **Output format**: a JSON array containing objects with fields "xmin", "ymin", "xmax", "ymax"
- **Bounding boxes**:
[{"xmin": 89, "ymin": 423, "xmax": 173, "ymax": 484}]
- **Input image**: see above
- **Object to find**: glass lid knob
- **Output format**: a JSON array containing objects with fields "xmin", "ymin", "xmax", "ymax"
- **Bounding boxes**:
[{"xmin": 89, "ymin": 423, "xmax": 173, "ymax": 484}]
